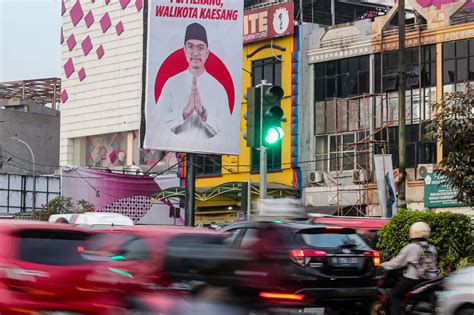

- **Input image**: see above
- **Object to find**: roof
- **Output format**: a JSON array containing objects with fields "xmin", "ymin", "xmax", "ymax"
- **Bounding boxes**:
[
  {"xmin": 0, "ymin": 77, "xmax": 60, "ymax": 107},
  {"xmin": 0, "ymin": 219, "xmax": 92, "ymax": 233}
]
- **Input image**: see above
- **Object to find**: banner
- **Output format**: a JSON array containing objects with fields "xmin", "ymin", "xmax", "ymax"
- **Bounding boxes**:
[
  {"xmin": 374, "ymin": 154, "xmax": 397, "ymax": 218},
  {"xmin": 144, "ymin": 0, "xmax": 244, "ymax": 155}
]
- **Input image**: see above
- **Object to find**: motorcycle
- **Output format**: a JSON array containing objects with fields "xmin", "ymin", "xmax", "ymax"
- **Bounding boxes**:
[{"xmin": 371, "ymin": 269, "xmax": 444, "ymax": 315}]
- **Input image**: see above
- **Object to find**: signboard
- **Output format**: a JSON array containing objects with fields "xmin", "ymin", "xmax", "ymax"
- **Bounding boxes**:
[
  {"xmin": 424, "ymin": 173, "xmax": 465, "ymax": 208},
  {"xmin": 144, "ymin": 0, "xmax": 244, "ymax": 155},
  {"xmin": 243, "ymin": 2, "xmax": 294, "ymax": 44}
]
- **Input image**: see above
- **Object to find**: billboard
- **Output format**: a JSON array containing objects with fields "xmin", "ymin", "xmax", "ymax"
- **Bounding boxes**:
[
  {"xmin": 144, "ymin": 0, "xmax": 244, "ymax": 155},
  {"xmin": 243, "ymin": 2, "xmax": 294, "ymax": 44}
]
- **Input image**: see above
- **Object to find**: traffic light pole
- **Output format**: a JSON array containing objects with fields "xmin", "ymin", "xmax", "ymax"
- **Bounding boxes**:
[{"xmin": 257, "ymin": 80, "xmax": 272, "ymax": 200}]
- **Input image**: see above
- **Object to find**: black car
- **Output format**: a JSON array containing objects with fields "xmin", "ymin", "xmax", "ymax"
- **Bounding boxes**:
[{"xmin": 220, "ymin": 221, "xmax": 381, "ymax": 312}]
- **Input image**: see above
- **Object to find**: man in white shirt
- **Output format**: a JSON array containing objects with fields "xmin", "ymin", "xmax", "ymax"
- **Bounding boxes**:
[{"xmin": 152, "ymin": 23, "xmax": 228, "ymax": 151}]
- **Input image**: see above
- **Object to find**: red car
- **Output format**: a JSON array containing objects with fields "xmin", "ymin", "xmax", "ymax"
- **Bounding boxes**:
[
  {"xmin": 82, "ymin": 225, "xmax": 220, "ymax": 297},
  {"xmin": 0, "ymin": 220, "xmax": 124, "ymax": 314}
]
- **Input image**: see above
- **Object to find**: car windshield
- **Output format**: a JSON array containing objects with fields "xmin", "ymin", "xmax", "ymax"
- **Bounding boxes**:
[
  {"xmin": 298, "ymin": 231, "xmax": 370, "ymax": 249},
  {"xmin": 18, "ymin": 229, "xmax": 92, "ymax": 266}
]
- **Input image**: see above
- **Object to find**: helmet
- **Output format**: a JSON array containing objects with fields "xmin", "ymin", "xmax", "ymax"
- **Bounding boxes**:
[{"xmin": 409, "ymin": 222, "xmax": 431, "ymax": 239}]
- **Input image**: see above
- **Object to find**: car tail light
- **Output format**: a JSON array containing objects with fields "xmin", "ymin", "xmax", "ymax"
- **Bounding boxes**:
[
  {"xmin": 364, "ymin": 250, "xmax": 381, "ymax": 267},
  {"xmin": 259, "ymin": 292, "xmax": 305, "ymax": 301},
  {"xmin": 289, "ymin": 249, "xmax": 327, "ymax": 266},
  {"xmin": 325, "ymin": 226, "xmax": 343, "ymax": 230}
]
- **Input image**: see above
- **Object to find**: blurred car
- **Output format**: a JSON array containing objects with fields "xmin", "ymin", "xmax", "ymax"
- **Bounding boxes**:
[
  {"xmin": 0, "ymin": 220, "xmax": 123, "ymax": 314},
  {"xmin": 437, "ymin": 266, "xmax": 474, "ymax": 315},
  {"xmin": 220, "ymin": 221, "xmax": 381, "ymax": 312},
  {"xmin": 49, "ymin": 212, "xmax": 134, "ymax": 226},
  {"xmin": 82, "ymin": 225, "xmax": 221, "ymax": 296}
]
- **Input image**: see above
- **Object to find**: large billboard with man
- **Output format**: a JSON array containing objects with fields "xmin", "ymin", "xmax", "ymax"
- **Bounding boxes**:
[{"xmin": 144, "ymin": 0, "xmax": 244, "ymax": 155}]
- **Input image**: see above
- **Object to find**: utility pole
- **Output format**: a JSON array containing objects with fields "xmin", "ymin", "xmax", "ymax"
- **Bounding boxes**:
[
  {"xmin": 11, "ymin": 137, "xmax": 36, "ymax": 212},
  {"xmin": 184, "ymin": 153, "xmax": 195, "ymax": 226},
  {"xmin": 398, "ymin": 0, "xmax": 407, "ymax": 208}
]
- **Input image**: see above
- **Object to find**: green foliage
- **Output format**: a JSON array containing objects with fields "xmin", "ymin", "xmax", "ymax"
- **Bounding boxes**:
[
  {"xmin": 377, "ymin": 209, "xmax": 473, "ymax": 274},
  {"xmin": 30, "ymin": 196, "xmax": 94, "ymax": 221},
  {"xmin": 424, "ymin": 90, "xmax": 474, "ymax": 204}
]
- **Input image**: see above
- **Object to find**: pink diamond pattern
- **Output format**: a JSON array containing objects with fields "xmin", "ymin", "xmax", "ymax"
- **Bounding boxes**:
[
  {"xmin": 81, "ymin": 36, "xmax": 93, "ymax": 56},
  {"xmin": 120, "ymin": 0, "xmax": 130, "ymax": 9},
  {"xmin": 135, "ymin": 0, "xmax": 143, "ymax": 11},
  {"xmin": 61, "ymin": 0, "xmax": 66, "ymax": 16},
  {"xmin": 60, "ymin": 89, "xmax": 68, "ymax": 103},
  {"xmin": 99, "ymin": 13, "xmax": 111, "ymax": 33},
  {"xmin": 96, "ymin": 45, "xmax": 105, "ymax": 59},
  {"xmin": 69, "ymin": 1, "xmax": 84, "ymax": 27},
  {"xmin": 78, "ymin": 68, "xmax": 86, "ymax": 81},
  {"xmin": 64, "ymin": 58, "xmax": 75, "ymax": 78},
  {"xmin": 66, "ymin": 34, "xmax": 76, "ymax": 51},
  {"xmin": 115, "ymin": 21, "xmax": 124, "ymax": 36},
  {"xmin": 105, "ymin": 0, "xmax": 110, "ymax": 4},
  {"xmin": 84, "ymin": 10, "xmax": 94, "ymax": 28}
]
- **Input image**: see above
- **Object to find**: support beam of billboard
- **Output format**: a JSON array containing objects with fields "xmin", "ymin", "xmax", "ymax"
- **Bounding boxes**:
[{"xmin": 184, "ymin": 153, "xmax": 195, "ymax": 226}]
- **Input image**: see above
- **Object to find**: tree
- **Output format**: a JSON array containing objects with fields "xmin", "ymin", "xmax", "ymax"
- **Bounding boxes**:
[
  {"xmin": 30, "ymin": 196, "xmax": 95, "ymax": 221},
  {"xmin": 424, "ymin": 89, "xmax": 474, "ymax": 204}
]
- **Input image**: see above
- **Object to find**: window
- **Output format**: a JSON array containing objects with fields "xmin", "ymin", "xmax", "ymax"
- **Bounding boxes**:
[
  {"xmin": 314, "ymin": 55, "xmax": 370, "ymax": 101},
  {"xmin": 240, "ymin": 228, "xmax": 260, "ymax": 248},
  {"xmin": 251, "ymin": 57, "xmax": 283, "ymax": 171},
  {"xmin": 252, "ymin": 57, "xmax": 281, "ymax": 86},
  {"xmin": 443, "ymin": 39, "xmax": 474, "ymax": 84},
  {"xmin": 374, "ymin": 45, "xmax": 436, "ymax": 92},
  {"xmin": 223, "ymin": 229, "xmax": 242, "ymax": 246},
  {"xmin": 195, "ymin": 154, "xmax": 221, "ymax": 177},
  {"xmin": 315, "ymin": 132, "xmax": 361, "ymax": 172},
  {"xmin": 314, "ymin": 98, "xmax": 369, "ymax": 135}
]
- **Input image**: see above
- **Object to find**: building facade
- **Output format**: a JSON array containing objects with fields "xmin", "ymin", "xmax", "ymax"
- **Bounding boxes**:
[{"xmin": 300, "ymin": 0, "xmax": 474, "ymax": 215}]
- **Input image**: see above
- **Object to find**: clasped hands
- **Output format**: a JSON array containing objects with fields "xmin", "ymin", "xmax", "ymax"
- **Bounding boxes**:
[{"xmin": 183, "ymin": 76, "xmax": 207, "ymax": 122}]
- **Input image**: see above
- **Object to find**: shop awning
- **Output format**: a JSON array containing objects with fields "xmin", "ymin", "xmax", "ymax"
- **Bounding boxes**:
[{"xmin": 151, "ymin": 181, "xmax": 299, "ymax": 203}]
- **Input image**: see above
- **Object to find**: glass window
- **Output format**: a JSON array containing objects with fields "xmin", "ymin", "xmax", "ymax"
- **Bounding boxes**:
[
  {"xmin": 315, "ymin": 63, "xmax": 325, "ymax": 77},
  {"xmin": 343, "ymin": 133, "xmax": 355, "ymax": 150},
  {"xmin": 326, "ymin": 61, "xmax": 336, "ymax": 76},
  {"xmin": 470, "ymin": 38, "xmax": 474, "ymax": 55},
  {"xmin": 223, "ymin": 229, "xmax": 241, "ymax": 246},
  {"xmin": 457, "ymin": 58, "xmax": 468, "ymax": 82},
  {"xmin": 349, "ymin": 57, "xmax": 359, "ymax": 73},
  {"xmin": 315, "ymin": 78, "xmax": 325, "ymax": 102},
  {"xmin": 469, "ymin": 57, "xmax": 474, "ymax": 80},
  {"xmin": 240, "ymin": 229, "xmax": 260, "ymax": 248},
  {"xmin": 119, "ymin": 238, "xmax": 151, "ymax": 261},
  {"xmin": 360, "ymin": 56, "xmax": 369, "ymax": 72},
  {"xmin": 298, "ymin": 232, "xmax": 369, "ymax": 249},
  {"xmin": 359, "ymin": 71, "xmax": 370, "ymax": 94},
  {"xmin": 443, "ymin": 59, "xmax": 455, "ymax": 84},
  {"xmin": 443, "ymin": 42, "xmax": 456, "ymax": 59},
  {"xmin": 195, "ymin": 155, "xmax": 221, "ymax": 177},
  {"xmin": 326, "ymin": 100, "xmax": 336, "ymax": 133},
  {"xmin": 18, "ymin": 230, "xmax": 91, "ymax": 266},
  {"xmin": 456, "ymin": 40, "xmax": 468, "ymax": 58},
  {"xmin": 315, "ymin": 136, "xmax": 328, "ymax": 155},
  {"xmin": 315, "ymin": 102, "xmax": 326, "ymax": 134},
  {"xmin": 327, "ymin": 77, "xmax": 336, "ymax": 98},
  {"xmin": 338, "ymin": 59, "xmax": 348, "ymax": 74}
]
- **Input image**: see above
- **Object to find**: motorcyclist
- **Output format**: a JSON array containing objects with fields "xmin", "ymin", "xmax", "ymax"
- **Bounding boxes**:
[{"xmin": 380, "ymin": 222, "xmax": 438, "ymax": 315}]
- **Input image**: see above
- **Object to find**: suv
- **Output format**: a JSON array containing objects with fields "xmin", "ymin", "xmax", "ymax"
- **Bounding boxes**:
[{"xmin": 221, "ymin": 221, "xmax": 381, "ymax": 311}]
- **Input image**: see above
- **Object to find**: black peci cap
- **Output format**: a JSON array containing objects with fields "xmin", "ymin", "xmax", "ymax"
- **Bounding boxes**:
[{"xmin": 184, "ymin": 23, "xmax": 208, "ymax": 46}]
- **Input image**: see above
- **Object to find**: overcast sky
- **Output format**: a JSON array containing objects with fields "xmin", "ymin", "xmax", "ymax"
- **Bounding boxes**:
[{"xmin": 0, "ymin": 0, "xmax": 61, "ymax": 82}]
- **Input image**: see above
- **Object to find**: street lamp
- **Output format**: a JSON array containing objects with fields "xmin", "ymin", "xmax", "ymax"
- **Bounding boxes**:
[{"xmin": 11, "ymin": 137, "xmax": 36, "ymax": 212}]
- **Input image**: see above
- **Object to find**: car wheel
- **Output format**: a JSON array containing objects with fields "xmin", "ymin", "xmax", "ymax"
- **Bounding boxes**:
[{"xmin": 455, "ymin": 306, "xmax": 474, "ymax": 315}]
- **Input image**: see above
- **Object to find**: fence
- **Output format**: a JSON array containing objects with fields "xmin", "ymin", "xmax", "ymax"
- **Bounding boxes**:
[{"xmin": 0, "ymin": 173, "xmax": 60, "ymax": 214}]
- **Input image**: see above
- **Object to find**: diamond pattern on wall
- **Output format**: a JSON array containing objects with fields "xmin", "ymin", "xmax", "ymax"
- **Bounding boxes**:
[
  {"xmin": 64, "ymin": 58, "xmax": 75, "ymax": 78},
  {"xmin": 100, "ymin": 13, "xmax": 111, "ymax": 33},
  {"xmin": 115, "ymin": 21, "xmax": 124, "ymax": 36},
  {"xmin": 69, "ymin": 1, "xmax": 84, "ymax": 27},
  {"xmin": 66, "ymin": 34, "xmax": 76, "ymax": 51},
  {"xmin": 81, "ymin": 36, "xmax": 93, "ymax": 56},
  {"xmin": 78, "ymin": 68, "xmax": 86, "ymax": 81},
  {"xmin": 98, "ymin": 196, "xmax": 153, "ymax": 223},
  {"xmin": 120, "ymin": 0, "xmax": 131, "ymax": 9},
  {"xmin": 96, "ymin": 45, "xmax": 104, "ymax": 59},
  {"xmin": 84, "ymin": 10, "xmax": 94, "ymax": 28}
]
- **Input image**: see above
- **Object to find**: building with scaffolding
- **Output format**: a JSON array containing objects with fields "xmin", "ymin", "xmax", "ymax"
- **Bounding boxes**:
[{"xmin": 300, "ymin": 0, "xmax": 474, "ymax": 216}]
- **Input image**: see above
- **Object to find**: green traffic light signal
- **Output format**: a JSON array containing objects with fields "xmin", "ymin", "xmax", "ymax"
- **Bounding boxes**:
[{"xmin": 264, "ymin": 126, "xmax": 284, "ymax": 144}]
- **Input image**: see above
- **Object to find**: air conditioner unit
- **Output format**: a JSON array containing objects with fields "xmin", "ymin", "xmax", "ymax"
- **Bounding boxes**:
[
  {"xmin": 308, "ymin": 171, "xmax": 323, "ymax": 184},
  {"xmin": 416, "ymin": 164, "xmax": 437, "ymax": 180},
  {"xmin": 352, "ymin": 169, "xmax": 367, "ymax": 183}
]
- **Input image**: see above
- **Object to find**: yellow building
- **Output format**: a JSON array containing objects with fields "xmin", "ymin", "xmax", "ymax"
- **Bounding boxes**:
[{"xmin": 192, "ymin": 2, "xmax": 300, "ymax": 222}]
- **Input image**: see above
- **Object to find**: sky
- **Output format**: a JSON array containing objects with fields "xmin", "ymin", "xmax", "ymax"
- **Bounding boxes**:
[{"xmin": 0, "ymin": 0, "xmax": 61, "ymax": 82}]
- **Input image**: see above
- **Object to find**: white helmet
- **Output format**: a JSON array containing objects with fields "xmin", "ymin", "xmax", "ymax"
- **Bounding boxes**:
[{"xmin": 409, "ymin": 222, "xmax": 431, "ymax": 239}]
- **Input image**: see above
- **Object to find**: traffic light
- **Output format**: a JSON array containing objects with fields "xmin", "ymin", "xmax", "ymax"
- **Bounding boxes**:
[
  {"xmin": 244, "ymin": 87, "xmax": 261, "ymax": 148},
  {"xmin": 262, "ymin": 86, "xmax": 284, "ymax": 146}
]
